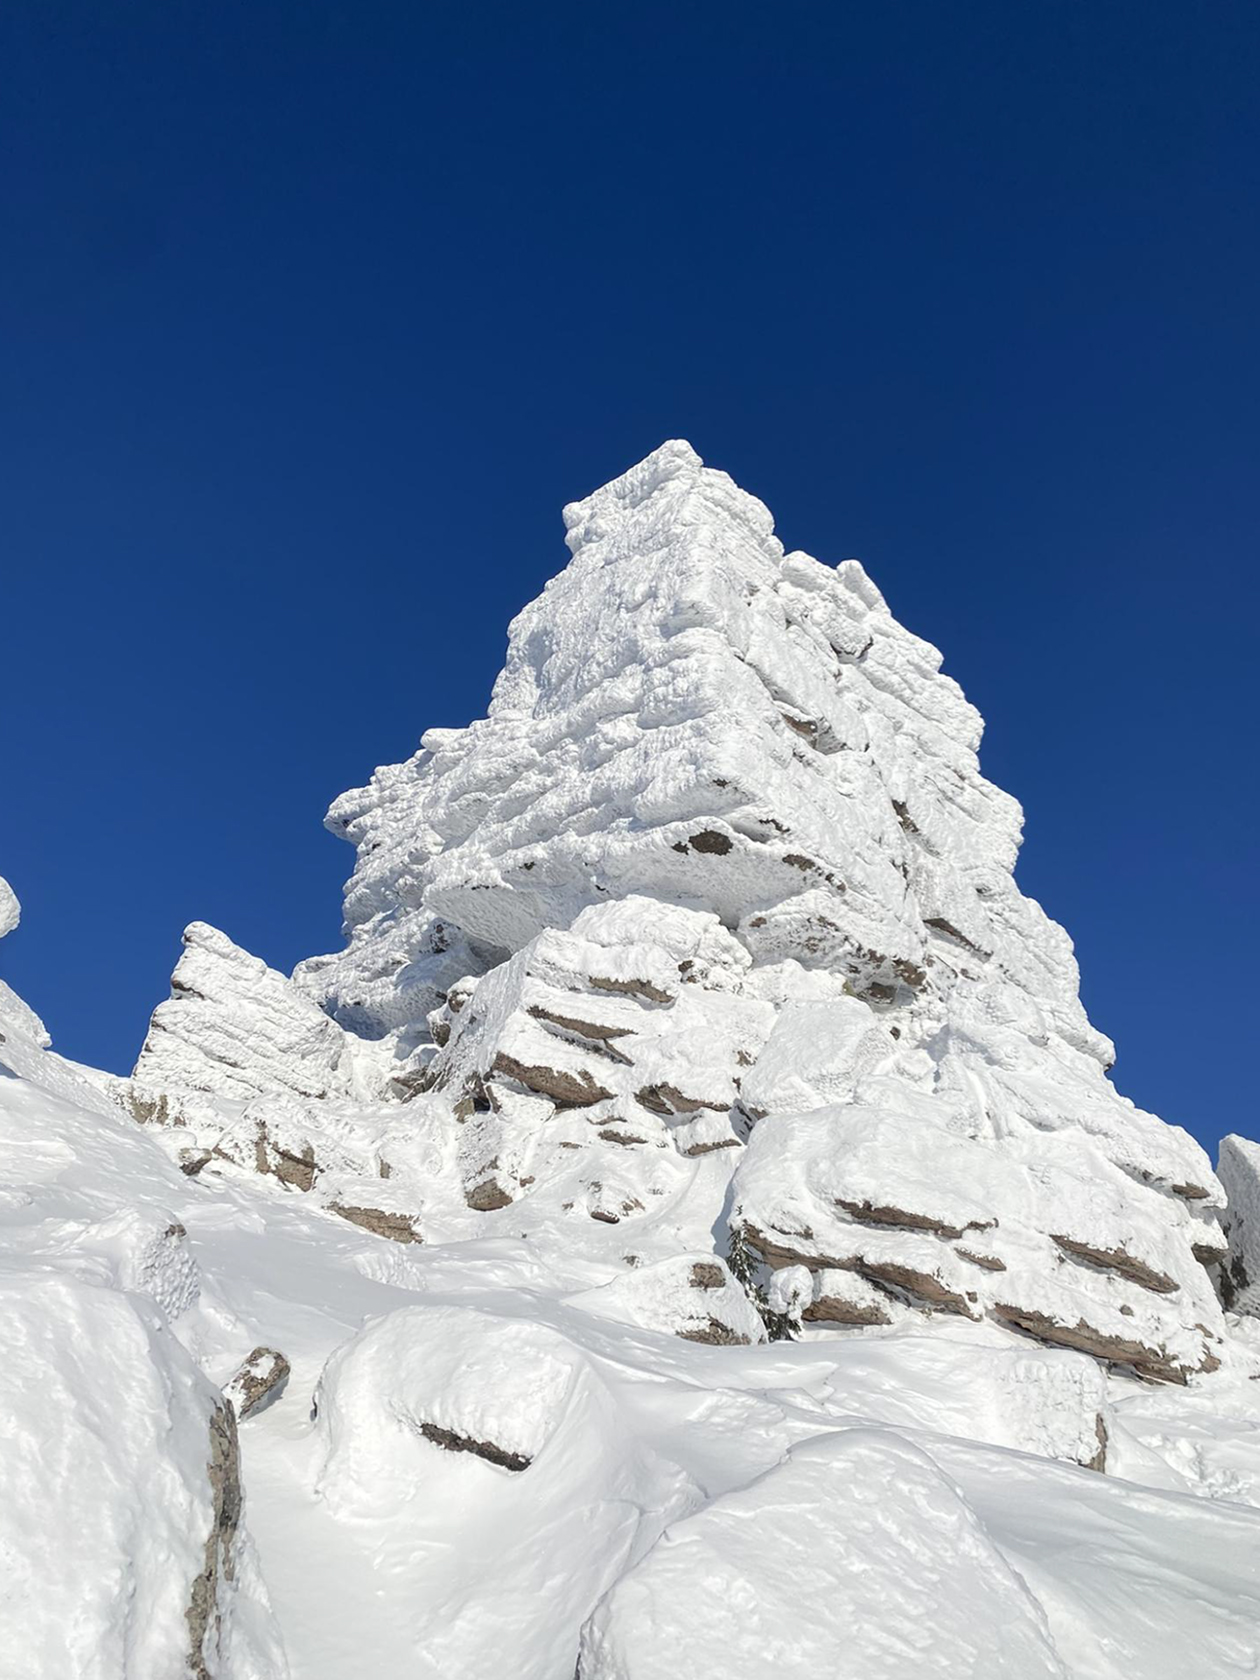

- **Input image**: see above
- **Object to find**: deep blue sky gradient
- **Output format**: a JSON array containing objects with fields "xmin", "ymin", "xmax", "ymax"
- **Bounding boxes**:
[{"xmin": 1, "ymin": 2, "xmax": 1256, "ymax": 1155}]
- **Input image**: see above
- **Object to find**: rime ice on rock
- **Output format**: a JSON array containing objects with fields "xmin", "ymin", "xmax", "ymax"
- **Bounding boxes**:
[
  {"xmin": 1218, "ymin": 1135, "xmax": 1260, "ymax": 1315},
  {"xmin": 131, "ymin": 923, "xmax": 370, "ymax": 1126},
  {"xmin": 130, "ymin": 442, "xmax": 1228, "ymax": 1381}
]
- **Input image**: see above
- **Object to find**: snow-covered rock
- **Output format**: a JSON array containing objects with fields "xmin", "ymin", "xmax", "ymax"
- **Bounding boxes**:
[
  {"xmin": 578, "ymin": 1429, "xmax": 1070, "ymax": 1679},
  {"xmin": 130, "ymin": 922, "xmax": 376, "ymax": 1128},
  {"xmin": 313, "ymin": 1303, "xmax": 694, "ymax": 1674},
  {"xmin": 0, "ymin": 874, "xmax": 51, "ymax": 1048},
  {"xmin": 1217, "ymin": 1133, "xmax": 1260, "ymax": 1315},
  {"xmin": 0, "ymin": 1270, "xmax": 284, "ymax": 1680},
  {"xmin": 567, "ymin": 1253, "xmax": 768, "ymax": 1346},
  {"xmin": 259, "ymin": 439, "xmax": 1227, "ymax": 1384},
  {"xmin": 0, "ymin": 873, "xmax": 19, "ymax": 940},
  {"xmin": 733, "ymin": 1106, "xmax": 1225, "ymax": 1380},
  {"xmin": 8, "ymin": 443, "xmax": 1257, "ymax": 1676}
]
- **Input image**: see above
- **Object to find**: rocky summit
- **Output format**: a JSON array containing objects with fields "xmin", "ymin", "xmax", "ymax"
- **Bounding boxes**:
[{"xmin": 4, "ymin": 444, "xmax": 1260, "ymax": 1679}]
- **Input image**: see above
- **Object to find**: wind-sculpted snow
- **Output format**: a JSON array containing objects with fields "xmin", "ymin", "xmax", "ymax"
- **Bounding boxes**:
[
  {"xmin": 4, "ymin": 443, "xmax": 1260, "ymax": 1675},
  {"xmin": 578, "ymin": 1430, "xmax": 1071, "ymax": 1680}
]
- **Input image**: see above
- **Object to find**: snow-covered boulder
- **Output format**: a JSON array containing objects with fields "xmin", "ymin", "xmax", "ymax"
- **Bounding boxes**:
[
  {"xmin": 254, "ymin": 440, "xmax": 1228, "ymax": 1384},
  {"xmin": 733, "ymin": 1106, "xmax": 1224, "ymax": 1381},
  {"xmin": 0, "ymin": 1270, "xmax": 284, "ymax": 1680},
  {"xmin": 567, "ymin": 1254, "xmax": 768, "ymax": 1346},
  {"xmin": 314, "ymin": 1304, "xmax": 694, "ymax": 1675},
  {"xmin": 577, "ymin": 1429, "xmax": 1069, "ymax": 1679}
]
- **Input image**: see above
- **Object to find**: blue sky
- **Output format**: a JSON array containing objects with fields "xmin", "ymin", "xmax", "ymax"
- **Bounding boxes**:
[{"xmin": 1, "ymin": 2, "xmax": 1255, "ymax": 1154}]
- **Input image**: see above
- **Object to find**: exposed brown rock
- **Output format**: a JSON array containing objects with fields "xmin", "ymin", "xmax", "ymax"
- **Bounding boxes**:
[
  {"xmin": 330, "ymin": 1203, "xmax": 422, "ymax": 1243},
  {"xmin": 418, "ymin": 1421, "xmax": 530, "ymax": 1472},
  {"xmin": 891, "ymin": 798, "xmax": 921, "ymax": 838},
  {"xmin": 587, "ymin": 974, "xmax": 674, "ymax": 1006},
  {"xmin": 465, "ymin": 1178, "xmax": 514, "ymax": 1212},
  {"xmin": 923, "ymin": 917, "xmax": 990, "ymax": 959},
  {"xmin": 956, "ymin": 1248, "xmax": 1007, "ymax": 1272},
  {"xmin": 527, "ymin": 1005, "xmax": 633, "ymax": 1043},
  {"xmin": 1085, "ymin": 1415, "xmax": 1108, "ymax": 1472},
  {"xmin": 803, "ymin": 1292, "xmax": 891, "ymax": 1327},
  {"xmin": 781, "ymin": 713, "xmax": 818, "ymax": 741},
  {"xmin": 677, "ymin": 1318, "xmax": 751, "ymax": 1346},
  {"xmin": 598, "ymin": 1128, "xmax": 648, "ymax": 1146},
  {"xmin": 1051, "ymin": 1235, "xmax": 1178, "ymax": 1295},
  {"xmin": 226, "ymin": 1348, "xmax": 290, "ymax": 1420},
  {"xmin": 835, "ymin": 1196, "xmax": 992, "ymax": 1242},
  {"xmin": 992, "ymin": 1302, "xmax": 1188, "ymax": 1384},
  {"xmin": 253, "ymin": 1123, "xmax": 317, "ymax": 1192},
  {"xmin": 686, "ymin": 829, "xmax": 733, "ymax": 855},
  {"xmin": 491, "ymin": 1051, "xmax": 613, "ymax": 1107},
  {"xmin": 1172, "ymin": 1182, "xmax": 1211, "ymax": 1200},
  {"xmin": 187, "ymin": 1401, "xmax": 241, "ymax": 1680},
  {"xmin": 743, "ymin": 1227, "xmax": 832, "ymax": 1272},
  {"xmin": 130, "ymin": 1089, "xmax": 173, "ymax": 1126},
  {"xmin": 858, "ymin": 1259, "xmax": 976, "ymax": 1318},
  {"xmin": 689, "ymin": 1262, "xmax": 726, "ymax": 1290},
  {"xmin": 635, "ymin": 1082, "xmax": 728, "ymax": 1116}
]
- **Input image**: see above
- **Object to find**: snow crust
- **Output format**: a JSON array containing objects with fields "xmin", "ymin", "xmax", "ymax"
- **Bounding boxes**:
[{"xmin": 4, "ymin": 443, "xmax": 1260, "ymax": 1677}]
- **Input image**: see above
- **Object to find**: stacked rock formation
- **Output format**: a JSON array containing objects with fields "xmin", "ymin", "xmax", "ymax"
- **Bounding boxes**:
[{"xmin": 128, "ymin": 441, "xmax": 1229, "ymax": 1380}]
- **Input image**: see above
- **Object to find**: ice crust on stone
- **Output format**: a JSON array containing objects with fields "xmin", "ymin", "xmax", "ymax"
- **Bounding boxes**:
[
  {"xmin": 1218, "ymin": 1134, "xmax": 1260, "ymax": 1315},
  {"xmin": 5, "ymin": 442, "xmax": 1260, "ymax": 1677}
]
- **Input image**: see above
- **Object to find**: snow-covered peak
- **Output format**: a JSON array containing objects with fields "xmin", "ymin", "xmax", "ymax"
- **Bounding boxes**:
[
  {"xmin": 7, "ymin": 443, "xmax": 1260, "ymax": 1679},
  {"xmin": 119, "ymin": 442, "xmax": 1230, "ymax": 1391}
]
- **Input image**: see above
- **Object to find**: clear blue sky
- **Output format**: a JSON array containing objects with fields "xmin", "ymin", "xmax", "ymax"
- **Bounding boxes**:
[{"xmin": 1, "ymin": 3, "xmax": 1255, "ymax": 1155}]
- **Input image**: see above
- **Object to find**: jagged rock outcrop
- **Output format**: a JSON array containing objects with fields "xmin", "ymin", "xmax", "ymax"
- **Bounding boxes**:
[
  {"xmin": 125, "ymin": 441, "xmax": 1228, "ymax": 1382},
  {"xmin": 733, "ymin": 1106, "xmax": 1224, "ymax": 1380},
  {"xmin": 130, "ymin": 922, "xmax": 378, "ymax": 1127},
  {"xmin": 9, "ymin": 440, "xmax": 1260, "ymax": 1680}
]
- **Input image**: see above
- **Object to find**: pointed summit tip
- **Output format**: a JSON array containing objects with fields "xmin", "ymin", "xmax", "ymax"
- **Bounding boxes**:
[{"xmin": 562, "ymin": 439, "xmax": 705, "ymax": 539}]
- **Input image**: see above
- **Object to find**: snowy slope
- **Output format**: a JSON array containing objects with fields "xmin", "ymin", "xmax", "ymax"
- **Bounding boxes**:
[{"xmin": 3, "ymin": 447, "xmax": 1260, "ymax": 1678}]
